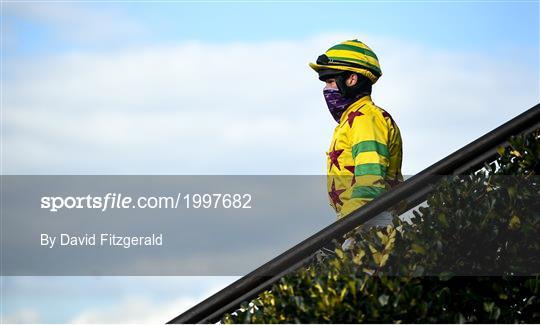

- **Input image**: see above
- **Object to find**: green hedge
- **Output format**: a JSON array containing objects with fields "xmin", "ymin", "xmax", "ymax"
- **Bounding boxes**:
[{"xmin": 223, "ymin": 129, "xmax": 540, "ymax": 323}]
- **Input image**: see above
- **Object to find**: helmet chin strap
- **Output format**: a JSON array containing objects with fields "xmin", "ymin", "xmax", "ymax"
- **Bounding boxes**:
[{"xmin": 335, "ymin": 73, "xmax": 373, "ymax": 99}]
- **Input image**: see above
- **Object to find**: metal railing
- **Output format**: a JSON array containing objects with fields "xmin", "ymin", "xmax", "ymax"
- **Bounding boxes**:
[{"xmin": 169, "ymin": 103, "xmax": 540, "ymax": 324}]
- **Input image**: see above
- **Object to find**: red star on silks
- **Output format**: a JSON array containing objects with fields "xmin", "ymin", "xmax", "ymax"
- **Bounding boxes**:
[
  {"xmin": 344, "ymin": 165, "xmax": 356, "ymax": 186},
  {"xmin": 328, "ymin": 141, "xmax": 344, "ymax": 171},
  {"xmin": 381, "ymin": 110, "xmax": 396, "ymax": 126},
  {"xmin": 328, "ymin": 179, "xmax": 346, "ymax": 208},
  {"xmin": 387, "ymin": 177, "xmax": 403, "ymax": 188},
  {"xmin": 347, "ymin": 109, "xmax": 364, "ymax": 127}
]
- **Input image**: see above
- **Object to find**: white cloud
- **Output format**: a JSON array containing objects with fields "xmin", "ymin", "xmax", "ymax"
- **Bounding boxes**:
[
  {"xmin": 69, "ymin": 296, "xmax": 190, "ymax": 324},
  {"xmin": 2, "ymin": 308, "xmax": 41, "ymax": 324},
  {"xmin": 68, "ymin": 283, "xmax": 230, "ymax": 324},
  {"xmin": 2, "ymin": 34, "xmax": 538, "ymax": 174},
  {"xmin": 2, "ymin": 276, "xmax": 240, "ymax": 323}
]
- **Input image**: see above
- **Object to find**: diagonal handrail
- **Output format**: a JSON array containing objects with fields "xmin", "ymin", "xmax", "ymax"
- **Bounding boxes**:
[{"xmin": 168, "ymin": 103, "xmax": 540, "ymax": 324}]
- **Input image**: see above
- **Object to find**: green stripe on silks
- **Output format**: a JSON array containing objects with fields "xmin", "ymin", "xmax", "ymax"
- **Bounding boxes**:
[
  {"xmin": 351, "ymin": 186, "xmax": 387, "ymax": 199},
  {"xmin": 354, "ymin": 163, "xmax": 387, "ymax": 176},
  {"xmin": 326, "ymin": 56, "xmax": 382, "ymax": 76},
  {"xmin": 352, "ymin": 140, "xmax": 390, "ymax": 159},
  {"xmin": 328, "ymin": 44, "xmax": 379, "ymax": 60}
]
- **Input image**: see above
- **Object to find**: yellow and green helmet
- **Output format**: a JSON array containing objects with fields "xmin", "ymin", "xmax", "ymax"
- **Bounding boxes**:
[{"xmin": 309, "ymin": 39, "xmax": 382, "ymax": 84}]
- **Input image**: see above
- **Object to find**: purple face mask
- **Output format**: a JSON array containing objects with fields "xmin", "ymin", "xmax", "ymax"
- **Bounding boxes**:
[{"xmin": 323, "ymin": 87, "xmax": 355, "ymax": 123}]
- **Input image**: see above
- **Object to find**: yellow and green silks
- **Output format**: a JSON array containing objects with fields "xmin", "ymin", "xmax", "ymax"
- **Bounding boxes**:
[{"xmin": 326, "ymin": 95, "xmax": 403, "ymax": 218}]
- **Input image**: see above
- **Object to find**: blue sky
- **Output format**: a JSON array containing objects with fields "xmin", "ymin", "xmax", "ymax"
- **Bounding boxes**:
[
  {"xmin": 2, "ymin": 1, "xmax": 539, "ymax": 323},
  {"xmin": 5, "ymin": 2, "xmax": 539, "ymax": 56}
]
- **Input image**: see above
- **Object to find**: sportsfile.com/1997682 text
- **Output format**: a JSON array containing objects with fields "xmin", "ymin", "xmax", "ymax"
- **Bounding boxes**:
[{"xmin": 40, "ymin": 193, "xmax": 252, "ymax": 212}]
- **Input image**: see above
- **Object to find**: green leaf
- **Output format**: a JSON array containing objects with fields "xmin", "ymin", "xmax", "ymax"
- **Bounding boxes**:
[
  {"xmin": 508, "ymin": 215, "xmax": 521, "ymax": 230},
  {"xmin": 437, "ymin": 213, "xmax": 449, "ymax": 228},
  {"xmin": 438, "ymin": 271, "xmax": 454, "ymax": 281},
  {"xmin": 378, "ymin": 294, "xmax": 389, "ymax": 306},
  {"xmin": 411, "ymin": 243, "xmax": 426, "ymax": 254}
]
